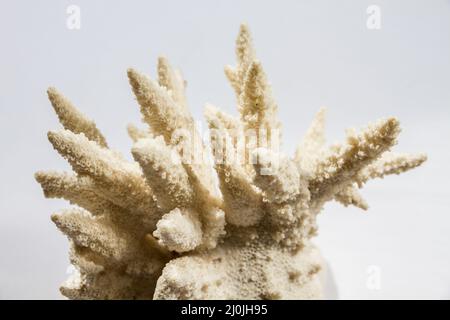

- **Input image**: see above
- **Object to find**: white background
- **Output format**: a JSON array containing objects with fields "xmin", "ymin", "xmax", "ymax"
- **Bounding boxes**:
[{"xmin": 0, "ymin": 0, "xmax": 449, "ymax": 299}]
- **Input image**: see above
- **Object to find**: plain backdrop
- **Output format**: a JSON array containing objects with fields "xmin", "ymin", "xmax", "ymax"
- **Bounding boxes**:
[{"xmin": 0, "ymin": 0, "xmax": 449, "ymax": 299}]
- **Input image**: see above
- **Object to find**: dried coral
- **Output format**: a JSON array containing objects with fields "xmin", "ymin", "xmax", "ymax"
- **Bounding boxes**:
[{"xmin": 35, "ymin": 24, "xmax": 426, "ymax": 300}]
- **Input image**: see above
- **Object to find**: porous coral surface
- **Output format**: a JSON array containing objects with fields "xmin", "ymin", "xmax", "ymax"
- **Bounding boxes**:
[{"xmin": 36, "ymin": 25, "xmax": 426, "ymax": 300}]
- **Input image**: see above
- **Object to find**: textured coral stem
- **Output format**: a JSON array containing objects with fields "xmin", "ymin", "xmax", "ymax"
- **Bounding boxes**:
[
  {"xmin": 132, "ymin": 137, "xmax": 194, "ymax": 211},
  {"xmin": 310, "ymin": 118, "xmax": 401, "ymax": 205},
  {"xmin": 47, "ymin": 129, "xmax": 158, "ymax": 217},
  {"xmin": 35, "ymin": 171, "xmax": 123, "ymax": 216},
  {"xmin": 127, "ymin": 68, "xmax": 192, "ymax": 145},
  {"xmin": 47, "ymin": 87, "xmax": 108, "ymax": 147},
  {"xmin": 356, "ymin": 152, "xmax": 427, "ymax": 187},
  {"xmin": 157, "ymin": 56, "xmax": 187, "ymax": 109}
]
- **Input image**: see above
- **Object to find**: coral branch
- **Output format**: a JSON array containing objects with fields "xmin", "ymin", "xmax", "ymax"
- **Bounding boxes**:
[
  {"xmin": 224, "ymin": 23, "xmax": 256, "ymax": 97},
  {"xmin": 132, "ymin": 137, "xmax": 193, "ymax": 211},
  {"xmin": 127, "ymin": 123, "xmax": 151, "ymax": 142},
  {"xmin": 52, "ymin": 208, "xmax": 129, "ymax": 260},
  {"xmin": 128, "ymin": 68, "xmax": 217, "ymax": 202},
  {"xmin": 334, "ymin": 186, "xmax": 369, "ymax": 210},
  {"xmin": 356, "ymin": 152, "xmax": 427, "ymax": 187},
  {"xmin": 240, "ymin": 61, "xmax": 278, "ymax": 132},
  {"xmin": 127, "ymin": 68, "xmax": 192, "ymax": 145},
  {"xmin": 295, "ymin": 107, "xmax": 326, "ymax": 174},
  {"xmin": 205, "ymin": 104, "xmax": 244, "ymax": 165},
  {"xmin": 224, "ymin": 65, "xmax": 240, "ymax": 96},
  {"xmin": 35, "ymin": 171, "xmax": 121, "ymax": 216},
  {"xmin": 334, "ymin": 153, "xmax": 426, "ymax": 209},
  {"xmin": 153, "ymin": 208, "xmax": 203, "ymax": 253},
  {"xmin": 204, "ymin": 104, "xmax": 241, "ymax": 134},
  {"xmin": 252, "ymin": 148, "xmax": 300, "ymax": 204},
  {"xmin": 47, "ymin": 129, "xmax": 158, "ymax": 217},
  {"xmin": 309, "ymin": 117, "xmax": 401, "ymax": 205},
  {"xmin": 216, "ymin": 163, "xmax": 263, "ymax": 227},
  {"xmin": 47, "ymin": 87, "xmax": 108, "ymax": 147},
  {"xmin": 157, "ymin": 56, "xmax": 187, "ymax": 109}
]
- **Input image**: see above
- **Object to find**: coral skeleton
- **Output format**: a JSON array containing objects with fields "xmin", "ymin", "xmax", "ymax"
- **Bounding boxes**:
[{"xmin": 36, "ymin": 24, "xmax": 426, "ymax": 299}]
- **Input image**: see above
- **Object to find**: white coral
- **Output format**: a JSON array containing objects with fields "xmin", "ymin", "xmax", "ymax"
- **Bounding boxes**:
[{"xmin": 36, "ymin": 24, "xmax": 426, "ymax": 300}]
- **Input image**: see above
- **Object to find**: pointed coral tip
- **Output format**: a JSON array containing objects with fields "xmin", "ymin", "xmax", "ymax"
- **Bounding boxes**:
[
  {"xmin": 239, "ymin": 22, "xmax": 249, "ymax": 32},
  {"xmin": 46, "ymin": 87, "xmax": 61, "ymax": 107},
  {"xmin": 127, "ymin": 68, "xmax": 140, "ymax": 84},
  {"xmin": 34, "ymin": 171, "xmax": 45, "ymax": 184},
  {"xmin": 157, "ymin": 55, "xmax": 168, "ymax": 65},
  {"xmin": 127, "ymin": 68, "xmax": 143, "ymax": 91},
  {"xmin": 47, "ymin": 130, "xmax": 57, "ymax": 142},
  {"xmin": 127, "ymin": 67, "xmax": 138, "ymax": 78},
  {"xmin": 50, "ymin": 213, "xmax": 60, "ymax": 224},
  {"xmin": 419, "ymin": 153, "xmax": 428, "ymax": 163},
  {"xmin": 47, "ymin": 86, "xmax": 57, "ymax": 96}
]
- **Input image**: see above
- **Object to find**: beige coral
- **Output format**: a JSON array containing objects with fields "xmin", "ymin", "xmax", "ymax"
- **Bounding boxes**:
[{"xmin": 36, "ymin": 24, "xmax": 426, "ymax": 300}]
